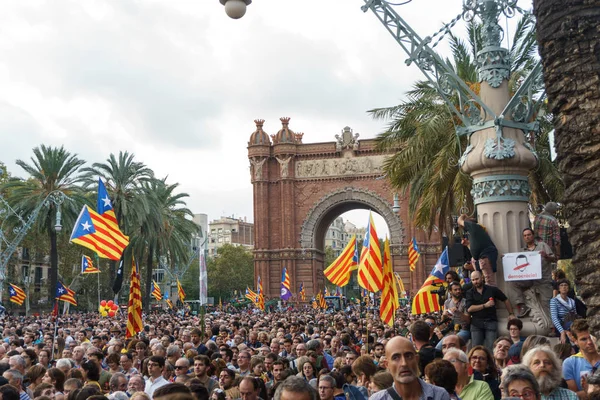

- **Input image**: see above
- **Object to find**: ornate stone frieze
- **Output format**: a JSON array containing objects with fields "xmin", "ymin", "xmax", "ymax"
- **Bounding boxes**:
[
  {"xmin": 471, "ymin": 175, "xmax": 530, "ymax": 205},
  {"xmin": 295, "ymin": 155, "xmax": 387, "ymax": 179}
]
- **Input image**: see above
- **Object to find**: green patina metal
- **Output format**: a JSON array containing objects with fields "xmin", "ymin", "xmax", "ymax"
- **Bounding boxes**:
[{"xmin": 471, "ymin": 174, "xmax": 531, "ymax": 204}]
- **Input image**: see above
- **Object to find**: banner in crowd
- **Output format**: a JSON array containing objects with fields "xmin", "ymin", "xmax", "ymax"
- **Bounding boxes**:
[{"xmin": 503, "ymin": 251, "xmax": 542, "ymax": 281}]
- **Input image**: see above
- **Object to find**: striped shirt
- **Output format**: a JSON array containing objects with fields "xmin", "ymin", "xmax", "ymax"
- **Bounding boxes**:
[{"xmin": 550, "ymin": 295, "xmax": 576, "ymax": 333}]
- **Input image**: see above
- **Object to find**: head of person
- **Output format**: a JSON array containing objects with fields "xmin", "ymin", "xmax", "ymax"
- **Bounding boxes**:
[
  {"xmin": 109, "ymin": 372, "xmax": 128, "ymax": 393},
  {"xmin": 523, "ymin": 228, "xmax": 535, "ymax": 245},
  {"xmin": 409, "ymin": 320, "xmax": 431, "ymax": 344},
  {"xmin": 301, "ymin": 359, "xmax": 315, "ymax": 379},
  {"xmin": 127, "ymin": 375, "xmax": 145, "ymax": 394},
  {"xmin": 373, "ymin": 343, "xmax": 385, "ymax": 358},
  {"xmin": 445, "ymin": 271, "xmax": 460, "ymax": 285},
  {"xmin": 63, "ymin": 377, "xmax": 83, "ymax": 397},
  {"xmin": 251, "ymin": 356, "xmax": 265, "ymax": 376},
  {"xmin": 351, "ymin": 355, "xmax": 377, "ymax": 386},
  {"xmin": 0, "ymin": 385, "xmax": 19, "ymax": 400},
  {"xmin": 369, "ymin": 371, "xmax": 394, "ymax": 396},
  {"xmin": 174, "ymin": 357, "xmax": 190, "ymax": 376},
  {"xmin": 296, "ymin": 343, "xmax": 308, "ymax": 358},
  {"xmin": 318, "ymin": 375, "xmax": 337, "ymax": 400},
  {"xmin": 443, "ymin": 348, "xmax": 469, "ymax": 379},
  {"xmin": 424, "ymin": 359, "xmax": 458, "ymax": 395},
  {"xmin": 43, "ymin": 367, "xmax": 66, "ymax": 392},
  {"xmin": 471, "ymin": 270, "xmax": 484, "ymax": 288},
  {"xmin": 25, "ymin": 364, "xmax": 46, "ymax": 386},
  {"xmin": 273, "ymin": 375, "xmax": 317, "ymax": 400},
  {"xmin": 501, "ymin": 365, "xmax": 542, "ymax": 400},
  {"xmin": 386, "ymin": 336, "xmax": 420, "ymax": 386},
  {"xmin": 448, "ymin": 281, "xmax": 463, "ymax": 300},
  {"xmin": 264, "ymin": 353, "xmax": 277, "ymax": 372},
  {"xmin": 2, "ymin": 369, "xmax": 24, "ymax": 390},
  {"xmin": 493, "ymin": 336, "xmax": 512, "ymax": 364},
  {"xmin": 521, "ymin": 346, "xmax": 562, "ymax": 395},
  {"xmin": 441, "ymin": 335, "xmax": 465, "ymax": 355},
  {"xmin": 239, "ymin": 377, "xmax": 261, "ymax": 400},
  {"xmin": 544, "ymin": 202, "xmax": 558, "ymax": 216},
  {"xmin": 238, "ymin": 351, "xmax": 251, "ymax": 369},
  {"xmin": 152, "ymin": 383, "xmax": 193, "ymax": 400},
  {"xmin": 33, "ymin": 382, "xmax": 55, "ymax": 399},
  {"xmin": 520, "ymin": 336, "xmax": 551, "ymax": 361},
  {"xmin": 148, "ymin": 355, "xmax": 166, "ymax": 378},
  {"xmin": 507, "ymin": 319, "xmax": 523, "ymax": 340},
  {"xmin": 587, "ymin": 373, "xmax": 600, "ymax": 395},
  {"xmin": 219, "ymin": 368, "xmax": 235, "ymax": 390},
  {"xmin": 272, "ymin": 360, "xmax": 285, "ymax": 382},
  {"xmin": 8, "ymin": 355, "xmax": 25, "ymax": 374},
  {"xmin": 81, "ymin": 359, "xmax": 100, "ymax": 382},
  {"xmin": 468, "ymin": 346, "xmax": 497, "ymax": 377},
  {"xmin": 571, "ymin": 319, "xmax": 598, "ymax": 356},
  {"xmin": 193, "ymin": 355, "xmax": 210, "ymax": 378}
]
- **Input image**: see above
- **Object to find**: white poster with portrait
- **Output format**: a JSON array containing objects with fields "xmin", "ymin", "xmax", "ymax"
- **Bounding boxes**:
[{"xmin": 502, "ymin": 251, "xmax": 542, "ymax": 281}]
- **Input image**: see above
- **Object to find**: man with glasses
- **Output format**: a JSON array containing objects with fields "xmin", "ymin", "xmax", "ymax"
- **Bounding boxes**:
[
  {"xmin": 120, "ymin": 353, "xmax": 139, "ymax": 379},
  {"xmin": 237, "ymin": 351, "xmax": 252, "ymax": 376},
  {"xmin": 127, "ymin": 375, "xmax": 145, "ymax": 396},
  {"xmin": 444, "ymin": 348, "xmax": 494, "ymax": 400},
  {"xmin": 174, "ymin": 357, "xmax": 190, "ymax": 377},
  {"xmin": 144, "ymin": 355, "xmax": 169, "ymax": 397}
]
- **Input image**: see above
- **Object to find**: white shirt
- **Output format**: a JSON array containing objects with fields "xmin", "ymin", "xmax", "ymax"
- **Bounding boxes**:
[{"xmin": 145, "ymin": 375, "xmax": 169, "ymax": 397}]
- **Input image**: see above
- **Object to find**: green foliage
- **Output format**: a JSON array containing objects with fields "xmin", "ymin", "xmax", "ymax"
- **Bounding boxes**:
[
  {"xmin": 370, "ymin": 17, "xmax": 563, "ymax": 235},
  {"xmin": 324, "ymin": 246, "xmax": 337, "ymax": 268},
  {"xmin": 207, "ymin": 244, "xmax": 253, "ymax": 301}
]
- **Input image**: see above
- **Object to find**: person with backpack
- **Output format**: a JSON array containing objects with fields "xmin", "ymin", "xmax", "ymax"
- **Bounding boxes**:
[{"xmin": 409, "ymin": 320, "xmax": 442, "ymax": 378}]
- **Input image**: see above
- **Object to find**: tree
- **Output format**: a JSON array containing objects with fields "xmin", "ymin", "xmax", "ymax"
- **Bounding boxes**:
[
  {"xmin": 533, "ymin": 1, "xmax": 600, "ymax": 331},
  {"xmin": 324, "ymin": 246, "xmax": 337, "ymax": 268},
  {"xmin": 206, "ymin": 244, "xmax": 253, "ymax": 301},
  {"xmin": 81, "ymin": 152, "xmax": 154, "ymax": 288},
  {"xmin": 370, "ymin": 18, "xmax": 562, "ymax": 235},
  {"xmin": 1, "ymin": 145, "xmax": 86, "ymax": 301}
]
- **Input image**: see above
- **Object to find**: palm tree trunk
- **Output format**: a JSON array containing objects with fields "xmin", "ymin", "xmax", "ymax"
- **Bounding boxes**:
[
  {"xmin": 533, "ymin": 0, "xmax": 600, "ymax": 331},
  {"xmin": 49, "ymin": 218, "xmax": 58, "ymax": 305},
  {"xmin": 144, "ymin": 244, "xmax": 154, "ymax": 313}
]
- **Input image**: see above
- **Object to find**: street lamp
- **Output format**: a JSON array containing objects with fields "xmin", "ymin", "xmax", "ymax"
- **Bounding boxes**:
[{"xmin": 219, "ymin": 0, "xmax": 252, "ymax": 19}]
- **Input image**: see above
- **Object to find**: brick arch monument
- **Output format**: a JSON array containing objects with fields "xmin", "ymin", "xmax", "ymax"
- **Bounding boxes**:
[{"xmin": 248, "ymin": 117, "xmax": 441, "ymax": 300}]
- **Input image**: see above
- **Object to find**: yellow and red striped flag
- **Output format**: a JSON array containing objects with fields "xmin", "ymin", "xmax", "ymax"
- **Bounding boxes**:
[
  {"xmin": 70, "ymin": 205, "xmax": 129, "ymax": 261},
  {"xmin": 257, "ymin": 276, "xmax": 265, "ymax": 311},
  {"xmin": 299, "ymin": 282, "xmax": 306, "ymax": 301},
  {"xmin": 56, "ymin": 281, "xmax": 77, "ymax": 306},
  {"xmin": 408, "ymin": 237, "xmax": 420, "ymax": 272},
  {"xmin": 394, "ymin": 272, "xmax": 406, "ymax": 299},
  {"xmin": 8, "ymin": 284, "xmax": 26, "ymax": 306},
  {"xmin": 152, "ymin": 281, "xmax": 162, "ymax": 301},
  {"xmin": 177, "ymin": 279, "xmax": 186, "ymax": 302},
  {"xmin": 411, "ymin": 248, "xmax": 449, "ymax": 315},
  {"xmin": 324, "ymin": 236, "xmax": 358, "ymax": 287},
  {"xmin": 357, "ymin": 213, "xmax": 383, "ymax": 292},
  {"xmin": 81, "ymin": 255, "xmax": 100, "ymax": 274},
  {"xmin": 245, "ymin": 287, "xmax": 258, "ymax": 302},
  {"xmin": 166, "ymin": 298, "xmax": 174, "ymax": 309},
  {"xmin": 380, "ymin": 239, "xmax": 399, "ymax": 326},
  {"xmin": 317, "ymin": 291, "xmax": 327, "ymax": 309},
  {"xmin": 126, "ymin": 257, "xmax": 143, "ymax": 338}
]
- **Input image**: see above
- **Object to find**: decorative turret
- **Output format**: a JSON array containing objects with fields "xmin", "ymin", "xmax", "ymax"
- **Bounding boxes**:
[
  {"xmin": 272, "ymin": 117, "xmax": 296, "ymax": 144},
  {"xmin": 248, "ymin": 119, "xmax": 271, "ymax": 146}
]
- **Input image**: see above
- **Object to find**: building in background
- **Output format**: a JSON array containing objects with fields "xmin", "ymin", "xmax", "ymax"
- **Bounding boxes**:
[
  {"xmin": 324, "ymin": 218, "xmax": 367, "ymax": 257},
  {"xmin": 344, "ymin": 220, "xmax": 365, "ymax": 244},
  {"xmin": 207, "ymin": 216, "xmax": 254, "ymax": 257}
]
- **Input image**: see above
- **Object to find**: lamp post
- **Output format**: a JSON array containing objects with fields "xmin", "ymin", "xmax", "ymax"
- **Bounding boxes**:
[
  {"xmin": 219, "ymin": 0, "xmax": 252, "ymax": 19},
  {"xmin": 0, "ymin": 191, "xmax": 68, "ymax": 303}
]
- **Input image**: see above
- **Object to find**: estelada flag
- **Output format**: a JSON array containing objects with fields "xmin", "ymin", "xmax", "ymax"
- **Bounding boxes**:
[
  {"xmin": 81, "ymin": 255, "xmax": 100, "ymax": 274},
  {"xmin": 70, "ymin": 206, "xmax": 128, "ymax": 261},
  {"xmin": 411, "ymin": 248, "xmax": 449, "ymax": 315},
  {"xmin": 8, "ymin": 284, "xmax": 26, "ymax": 306}
]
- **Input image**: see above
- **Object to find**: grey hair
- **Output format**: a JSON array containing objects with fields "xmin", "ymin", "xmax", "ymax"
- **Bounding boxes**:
[
  {"xmin": 306, "ymin": 339, "xmax": 321, "ymax": 351},
  {"xmin": 273, "ymin": 376, "xmax": 317, "ymax": 400},
  {"xmin": 56, "ymin": 359, "xmax": 72, "ymax": 369},
  {"xmin": 9, "ymin": 355, "xmax": 25, "ymax": 368},
  {"xmin": 522, "ymin": 346, "xmax": 562, "ymax": 377},
  {"xmin": 501, "ymin": 365, "xmax": 541, "ymax": 396},
  {"xmin": 206, "ymin": 340, "xmax": 218, "ymax": 352},
  {"xmin": 319, "ymin": 375, "xmax": 336, "ymax": 388},
  {"xmin": 4, "ymin": 369, "xmax": 23, "ymax": 381},
  {"xmin": 166, "ymin": 345, "xmax": 181, "ymax": 357},
  {"xmin": 444, "ymin": 348, "xmax": 468, "ymax": 364},
  {"xmin": 108, "ymin": 392, "xmax": 129, "ymax": 400},
  {"xmin": 109, "ymin": 372, "xmax": 127, "ymax": 392}
]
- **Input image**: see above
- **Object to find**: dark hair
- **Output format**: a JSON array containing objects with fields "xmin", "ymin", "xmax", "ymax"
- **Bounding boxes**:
[
  {"xmin": 153, "ymin": 383, "xmax": 192, "ymax": 397},
  {"xmin": 556, "ymin": 278, "xmax": 571, "ymax": 288},
  {"xmin": 410, "ymin": 320, "xmax": 431, "ymax": 342},
  {"xmin": 46, "ymin": 367, "xmax": 66, "ymax": 392},
  {"xmin": 74, "ymin": 384, "xmax": 101, "ymax": 400},
  {"xmin": 81, "ymin": 360, "xmax": 100, "ymax": 381},
  {"xmin": 220, "ymin": 368, "xmax": 235, "ymax": 379},
  {"xmin": 570, "ymin": 319, "xmax": 590, "ymax": 339},
  {"xmin": 554, "ymin": 269, "xmax": 567, "ymax": 280},
  {"xmin": 424, "ymin": 360, "xmax": 458, "ymax": 395},
  {"xmin": 193, "ymin": 355, "xmax": 210, "ymax": 367},
  {"xmin": 445, "ymin": 271, "xmax": 460, "ymax": 282},
  {"xmin": 0, "ymin": 384, "xmax": 19, "ymax": 400},
  {"xmin": 520, "ymin": 335, "xmax": 551, "ymax": 360},
  {"xmin": 149, "ymin": 355, "xmax": 166, "ymax": 368},
  {"xmin": 351, "ymin": 356, "xmax": 377, "ymax": 379},
  {"xmin": 522, "ymin": 228, "xmax": 534, "ymax": 235},
  {"xmin": 468, "ymin": 346, "xmax": 498, "ymax": 377},
  {"xmin": 506, "ymin": 318, "xmax": 523, "ymax": 331},
  {"xmin": 33, "ymin": 383, "xmax": 54, "ymax": 398}
]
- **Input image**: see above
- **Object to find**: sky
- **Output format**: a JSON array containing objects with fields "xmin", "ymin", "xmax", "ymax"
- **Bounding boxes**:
[{"xmin": 0, "ymin": 0, "xmax": 532, "ymax": 234}]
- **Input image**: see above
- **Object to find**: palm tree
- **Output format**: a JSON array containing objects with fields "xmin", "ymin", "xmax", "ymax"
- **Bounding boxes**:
[
  {"xmin": 81, "ymin": 152, "xmax": 154, "ymax": 288},
  {"xmin": 370, "ymin": 17, "xmax": 563, "ymax": 235},
  {"xmin": 132, "ymin": 178, "xmax": 198, "ymax": 312},
  {"xmin": 533, "ymin": 1, "xmax": 600, "ymax": 331},
  {"xmin": 1, "ymin": 145, "xmax": 86, "ymax": 301}
]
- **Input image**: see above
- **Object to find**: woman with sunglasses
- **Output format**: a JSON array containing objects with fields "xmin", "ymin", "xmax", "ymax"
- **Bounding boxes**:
[{"xmin": 468, "ymin": 345, "xmax": 501, "ymax": 400}]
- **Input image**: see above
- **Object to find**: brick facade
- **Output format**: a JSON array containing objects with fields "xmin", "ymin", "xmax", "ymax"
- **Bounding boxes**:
[{"xmin": 248, "ymin": 118, "xmax": 441, "ymax": 300}]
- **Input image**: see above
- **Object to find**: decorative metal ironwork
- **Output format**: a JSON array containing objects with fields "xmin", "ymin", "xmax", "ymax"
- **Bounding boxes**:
[
  {"xmin": 471, "ymin": 174, "xmax": 530, "ymax": 204},
  {"xmin": 458, "ymin": 144, "xmax": 474, "ymax": 167},
  {"xmin": 484, "ymin": 136, "xmax": 516, "ymax": 160}
]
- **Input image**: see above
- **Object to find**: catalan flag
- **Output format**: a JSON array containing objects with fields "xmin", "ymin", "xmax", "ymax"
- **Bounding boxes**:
[
  {"xmin": 97, "ymin": 178, "xmax": 129, "ymax": 243},
  {"xmin": 380, "ymin": 239, "xmax": 399, "ymax": 326},
  {"xmin": 408, "ymin": 237, "xmax": 420, "ymax": 272},
  {"xmin": 281, "ymin": 267, "xmax": 292, "ymax": 301},
  {"xmin": 412, "ymin": 248, "xmax": 449, "ymax": 315},
  {"xmin": 335, "ymin": 286, "xmax": 342, "ymax": 297},
  {"xmin": 8, "ymin": 284, "xmax": 26, "ymax": 306},
  {"xmin": 166, "ymin": 298, "xmax": 174, "ymax": 309},
  {"xmin": 324, "ymin": 287, "xmax": 329, "ymax": 296},
  {"xmin": 245, "ymin": 287, "xmax": 258, "ymax": 303},
  {"xmin": 324, "ymin": 235, "xmax": 358, "ymax": 287},
  {"xmin": 56, "ymin": 281, "xmax": 77, "ymax": 306},
  {"xmin": 152, "ymin": 281, "xmax": 162, "ymax": 301},
  {"xmin": 394, "ymin": 272, "xmax": 406, "ymax": 298},
  {"xmin": 317, "ymin": 291, "xmax": 327, "ymax": 309},
  {"xmin": 70, "ymin": 205, "xmax": 129, "ymax": 261},
  {"xmin": 126, "ymin": 257, "xmax": 143, "ymax": 338},
  {"xmin": 257, "ymin": 276, "xmax": 265, "ymax": 311},
  {"xmin": 177, "ymin": 279, "xmax": 186, "ymax": 302},
  {"xmin": 81, "ymin": 255, "xmax": 100, "ymax": 274},
  {"xmin": 299, "ymin": 282, "xmax": 306, "ymax": 301},
  {"xmin": 357, "ymin": 213, "xmax": 383, "ymax": 292},
  {"xmin": 312, "ymin": 297, "xmax": 318, "ymax": 309}
]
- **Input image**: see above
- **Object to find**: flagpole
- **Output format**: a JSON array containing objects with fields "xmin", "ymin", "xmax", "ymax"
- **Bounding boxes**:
[
  {"xmin": 97, "ymin": 270, "xmax": 101, "ymax": 309},
  {"xmin": 51, "ymin": 299, "xmax": 59, "ymax": 361}
]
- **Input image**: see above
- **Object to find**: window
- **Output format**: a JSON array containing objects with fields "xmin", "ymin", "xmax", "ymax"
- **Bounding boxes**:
[{"xmin": 153, "ymin": 269, "xmax": 165, "ymax": 283}]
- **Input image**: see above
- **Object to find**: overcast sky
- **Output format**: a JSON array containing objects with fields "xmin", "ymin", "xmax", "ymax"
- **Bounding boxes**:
[{"xmin": 0, "ymin": 0, "xmax": 531, "ymax": 234}]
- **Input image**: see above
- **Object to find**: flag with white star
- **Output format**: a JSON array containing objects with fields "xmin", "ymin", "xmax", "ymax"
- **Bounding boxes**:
[
  {"xmin": 8, "ymin": 284, "xmax": 26, "ymax": 305},
  {"xmin": 81, "ymin": 255, "xmax": 100, "ymax": 274},
  {"xmin": 55, "ymin": 281, "xmax": 77, "ymax": 306},
  {"xmin": 70, "ymin": 205, "xmax": 128, "ymax": 260}
]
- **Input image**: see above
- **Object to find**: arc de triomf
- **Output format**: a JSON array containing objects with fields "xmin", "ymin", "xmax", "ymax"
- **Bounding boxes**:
[{"xmin": 247, "ymin": 117, "xmax": 441, "ymax": 299}]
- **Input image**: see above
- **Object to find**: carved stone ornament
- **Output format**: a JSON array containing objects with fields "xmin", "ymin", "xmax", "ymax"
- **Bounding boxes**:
[
  {"xmin": 470, "ymin": 175, "xmax": 530, "ymax": 205},
  {"xmin": 299, "ymin": 187, "xmax": 405, "ymax": 250},
  {"xmin": 295, "ymin": 155, "xmax": 386, "ymax": 179},
  {"xmin": 249, "ymin": 157, "xmax": 267, "ymax": 181},
  {"xmin": 275, "ymin": 156, "xmax": 291, "ymax": 179},
  {"xmin": 484, "ymin": 136, "xmax": 515, "ymax": 160},
  {"xmin": 335, "ymin": 126, "xmax": 360, "ymax": 152},
  {"xmin": 524, "ymin": 286, "xmax": 553, "ymax": 334}
]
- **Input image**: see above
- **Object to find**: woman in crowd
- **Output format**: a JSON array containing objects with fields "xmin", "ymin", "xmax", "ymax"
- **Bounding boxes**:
[
  {"xmin": 26, "ymin": 364, "xmax": 47, "ymax": 393},
  {"xmin": 297, "ymin": 358, "xmax": 316, "ymax": 382},
  {"xmin": 493, "ymin": 336, "xmax": 512, "ymax": 371},
  {"xmin": 507, "ymin": 319, "xmax": 525, "ymax": 364},
  {"xmin": 38, "ymin": 349, "xmax": 52, "ymax": 369},
  {"xmin": 551, "ymin": 279, "xmax": 579, "ymax": 344},
  {"xmin": 106, "ymin": 353, "xmax": 123, "ymax": 375},
  {"xmin": 43, "ymin": 368, "xmax": 66, "ymax": 400},
  {"xmin": 501, "ymin": 365, "xmax": 541, "ymax": 400},
  {"xmin": 425, "ymin": 360, "xmax": 460, "ymax": 400},
  {"xmin": 251, "ymin": 356, "xmax": 266, "ymax": 378},
  {"xmin": 33, "ymin": 382, "xmax": 55, "ymax": 399},
  {"xmin": 22, "ymin": 349, "xmax": 38, "ymax": 369},
  {"xmin": 468, "ymin": 345, "xmax": 501, "ymax": 400},
  {"xmin": 369, "ymin": 371, "xmax": 393, "ymax": 396}
]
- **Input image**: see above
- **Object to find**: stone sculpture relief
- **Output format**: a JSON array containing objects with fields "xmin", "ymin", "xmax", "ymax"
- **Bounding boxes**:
[
  {"xmin": 335, "ymin": 126, "xmax": 360, "ymax": 152},
  {"xmin": 275, "ymin": 156, "xmax": 292, "ymax": 178},
  {"xmin": 296, "ymin": 155, "xmax": 386, "ymax": 179},
  {"xmin": 250, "ymin": 157, "xmax": 267, "ymax": 180}
]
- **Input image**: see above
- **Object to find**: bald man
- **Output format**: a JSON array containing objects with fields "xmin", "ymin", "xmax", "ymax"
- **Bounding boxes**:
[{"xmin": 370, "ymin": 337, "xmax": 450, "ymax": 400}]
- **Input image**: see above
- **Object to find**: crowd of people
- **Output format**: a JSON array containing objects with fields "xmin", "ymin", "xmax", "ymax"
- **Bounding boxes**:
[{"xmin": 0, "ymin": 203, "xmax": 592, "ymax": 400}]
